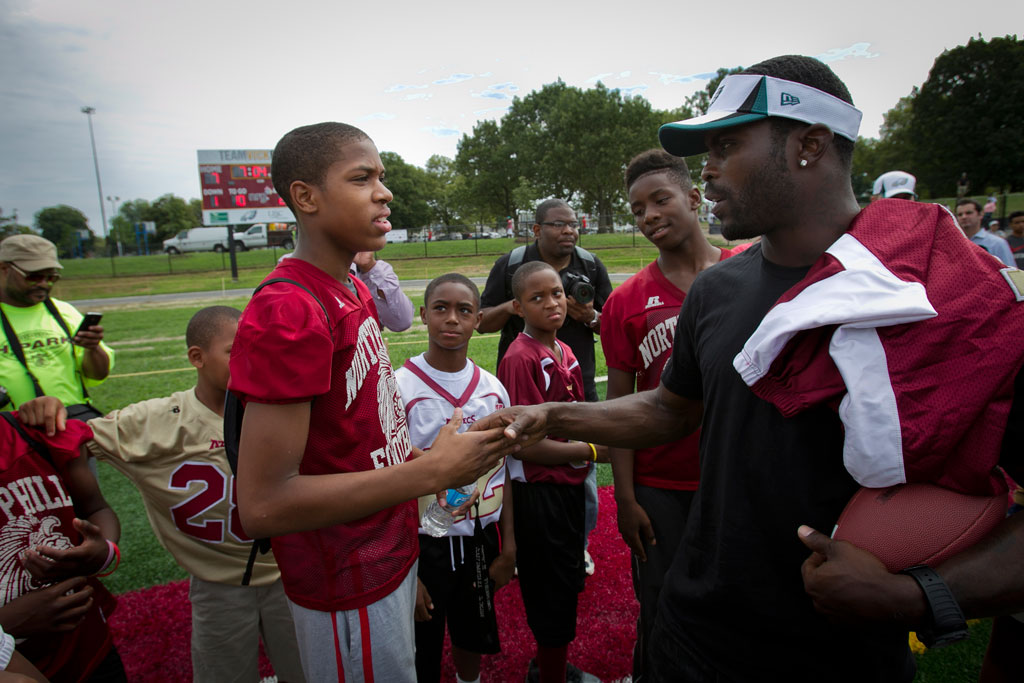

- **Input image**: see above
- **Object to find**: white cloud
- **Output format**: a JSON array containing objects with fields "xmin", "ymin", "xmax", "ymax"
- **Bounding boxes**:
[
  {"xmin": 385, "ymin": 83, "xmax": 429, "ymax": 93},
  {"xmin": 474, "ymin": 91, "xmax": 512, "ymax": 100},
  {"xmin": 620, "ymin": 84, "xmax": 649, "ymax": 95},
  {"xmin": 649, "ymin": 71, "xmax": 720, "ymax": 85},
  {"xmin": 360, "ymin": 112, "xmax": 397, "ymax": 121},
  {"xmin": 473, "ymin": 106, "xmax": 511, "ymax": 116},
  {"xmin": 423, "ymin": 126, "xmax": 461, "ymax": 137},
  {"xmin": 817, "ymin": 42, "xmax": 880, "ymax": 63},
  {"xmin": 433, "ymin": 73, "xmax": 474, "ymax": 85}
]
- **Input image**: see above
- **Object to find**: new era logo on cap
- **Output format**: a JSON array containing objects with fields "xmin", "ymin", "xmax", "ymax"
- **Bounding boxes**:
[{"xmin": 780, "ymin": 92, "xmax": 800, "ymax": 106}]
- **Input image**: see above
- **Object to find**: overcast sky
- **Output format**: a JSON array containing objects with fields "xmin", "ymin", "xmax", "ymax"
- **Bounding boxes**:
[{"xmin": 1, "ymin": 0, "xmax": 1019, "ymax": 235}]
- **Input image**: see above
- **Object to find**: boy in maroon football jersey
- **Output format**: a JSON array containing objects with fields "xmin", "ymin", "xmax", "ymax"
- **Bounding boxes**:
[
  {"xmin": 601, "ymin": 149, "xmax": 733, "ymax": 679},
  {"xmin": 498, "ymin": 261, "xmax": 604, "ymax": 683},
  {"xmin": 1, "ymin": 395, "xmax": 124, "ymax": 681},
  {"xmin": 229, "ymin": 123, "xmax": 512, "ymax": 682}
]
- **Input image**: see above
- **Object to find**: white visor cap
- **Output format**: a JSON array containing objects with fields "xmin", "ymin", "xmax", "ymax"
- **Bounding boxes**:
[{"xmin": 659, "ymin": 74, "xmax": 863, "ymax": 157}]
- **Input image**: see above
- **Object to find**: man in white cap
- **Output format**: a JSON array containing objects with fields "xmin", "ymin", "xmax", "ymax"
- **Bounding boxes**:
[
  {"xmin": 474, "ymin": 54, "xmax": 1024, "ymax": 682},
  {"xmin": 871, "ymin": 170, "xmax": 917, "ymax": 201},
  {"xmin": 0, "ymin": 234, "xmax": 113, "ymax": 418}
]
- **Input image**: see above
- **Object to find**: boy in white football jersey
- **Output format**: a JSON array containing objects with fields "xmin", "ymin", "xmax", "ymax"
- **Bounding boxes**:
[
  {"xmin": 85, "ymin": 306, "xmax": 304, "ymax": 683},
  {"xmin": 395, "ymin": 273, "xmax": 515, "ymax": 683}
]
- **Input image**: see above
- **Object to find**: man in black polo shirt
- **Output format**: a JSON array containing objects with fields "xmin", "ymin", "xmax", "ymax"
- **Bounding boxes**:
[{"xmin": 479, "ymin": 199, "xmax": 612, "ymax": 403}]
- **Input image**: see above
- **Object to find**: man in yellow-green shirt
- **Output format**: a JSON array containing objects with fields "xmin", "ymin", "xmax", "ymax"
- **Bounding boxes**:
[{"xmin": 0, "ymin": 234, "xmax": 114, "ymax": 419}]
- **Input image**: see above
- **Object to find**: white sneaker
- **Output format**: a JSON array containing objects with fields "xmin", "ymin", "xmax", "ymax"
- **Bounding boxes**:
[{"xmin": 584, "ymin": 549, "xmax": 595, "ymax": 576}]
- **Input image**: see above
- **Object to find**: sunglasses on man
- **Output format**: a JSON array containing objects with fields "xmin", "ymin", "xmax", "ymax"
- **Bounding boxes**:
[{"xmin": 6, "ymin": 263, "xmax": 61, "ymax": 284}]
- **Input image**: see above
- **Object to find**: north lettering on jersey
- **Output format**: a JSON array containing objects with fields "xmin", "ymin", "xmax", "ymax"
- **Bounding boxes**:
[
  {"xmin": 345, "ymin": 316, "xmax": 388, "ymax": 409},
  {"xmin": 638, "ymin": 316, "xmax": 679, "ymax": 370}
]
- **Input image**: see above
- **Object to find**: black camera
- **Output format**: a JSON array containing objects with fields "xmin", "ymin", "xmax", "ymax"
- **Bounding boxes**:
[{"xmin": 562, "ymin": 271, "xmax": 595, "ymax": 305}]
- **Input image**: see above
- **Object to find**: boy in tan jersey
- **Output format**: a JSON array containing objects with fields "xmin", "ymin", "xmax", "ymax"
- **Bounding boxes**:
[{"xmin": 85, "ymin": 306, "xmax": 303, "ymax": 683}]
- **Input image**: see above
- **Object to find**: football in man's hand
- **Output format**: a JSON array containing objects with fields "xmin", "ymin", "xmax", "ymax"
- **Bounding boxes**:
[{"xmin": 831, "ymin": 483, "xmax": 1007, "ymax": 573}]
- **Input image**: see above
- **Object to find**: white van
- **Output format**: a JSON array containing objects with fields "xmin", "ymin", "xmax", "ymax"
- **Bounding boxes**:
[{"xmin": 163, "ymin": 227, "xmax": 239, "ymax": 254}]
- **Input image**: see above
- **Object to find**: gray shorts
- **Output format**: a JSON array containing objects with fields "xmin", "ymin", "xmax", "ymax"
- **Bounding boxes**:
[
  {"xmin": 288, "ymin": 563, "xmax": 417, "ymax": 683},
  {"xmin": 189, "ymin": 575, "xmax": 304, "ymax": 683}
]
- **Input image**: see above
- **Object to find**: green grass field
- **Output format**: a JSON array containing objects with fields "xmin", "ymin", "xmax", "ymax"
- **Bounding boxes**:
[
  {"xmin": 51, "ymin": 233, "xmax": 700, "ymax": 300},
  {"xmin": 78, "ymin": 262, "xmax": 990, "ymax": 680}
]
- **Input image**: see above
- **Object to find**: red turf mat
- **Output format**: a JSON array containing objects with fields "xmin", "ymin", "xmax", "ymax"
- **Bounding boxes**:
[{"xmin": 110, "ymin": 487, "xmax": 638, "ymax": 682}]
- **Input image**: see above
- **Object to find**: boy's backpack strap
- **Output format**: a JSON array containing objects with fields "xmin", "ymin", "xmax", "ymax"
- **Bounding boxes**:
[
  {"xmin": 0, "ymin": 412, "xmax": 54, "ymax": 468},
  {"xmin": 225, "ymin": 276, "xmax": 328, "ymax": 585},
  {"xmin": 254, "ymin": 278, "xmax": 331, "ymax": 326}
]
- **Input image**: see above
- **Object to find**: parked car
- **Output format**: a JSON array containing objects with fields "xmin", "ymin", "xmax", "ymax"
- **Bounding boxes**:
[
  {"xmin": 233, "ymin": 223, "xmax": 296, "ymax": 250},
  {"xmin": 163, "ymin": 227, "xmax": 238, "ymax": 254}
]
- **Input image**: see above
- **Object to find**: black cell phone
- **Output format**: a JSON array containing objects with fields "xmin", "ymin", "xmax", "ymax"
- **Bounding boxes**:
[{"xmin": 75, "ymin": 312, "xmax": 103, "ymax": 337}]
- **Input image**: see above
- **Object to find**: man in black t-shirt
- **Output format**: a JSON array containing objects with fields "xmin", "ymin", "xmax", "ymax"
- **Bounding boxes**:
[{"xmin": 473, "ymin": 56, "xmax": 1024, "ymax": 683}]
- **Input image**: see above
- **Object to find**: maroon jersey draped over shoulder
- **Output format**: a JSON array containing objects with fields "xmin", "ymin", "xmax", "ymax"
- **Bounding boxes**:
[
  {"xmin": 498, "ymin": 333, "xmax": 589, "ymax": 486},
  {"xmin": 229, "ymin": 258, "xmax": 418, "ymax": 612}
]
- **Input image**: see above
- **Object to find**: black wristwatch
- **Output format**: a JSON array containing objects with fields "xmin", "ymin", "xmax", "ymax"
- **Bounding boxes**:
[{"xmin": 900, "ymin": 565, "xmax": 968, "ymax": 648}]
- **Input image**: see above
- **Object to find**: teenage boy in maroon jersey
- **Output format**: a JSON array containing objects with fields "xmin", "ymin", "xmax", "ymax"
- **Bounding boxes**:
[
  {"xmin": 229, "ymin": 122, "xmax": 513, "ymax": 682},
  {"xmin": 601, "ymin": 149, "xmax": 733, "ymax": 680}
]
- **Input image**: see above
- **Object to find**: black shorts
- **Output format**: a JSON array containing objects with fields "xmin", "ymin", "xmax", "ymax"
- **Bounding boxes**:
[
  {"xmin": 512, "ymin": 479, "xmax": 585, "ymax": 648},
  {"xmin": 414, "ymin": 524, "xmax": 500, "ymax": 683}
]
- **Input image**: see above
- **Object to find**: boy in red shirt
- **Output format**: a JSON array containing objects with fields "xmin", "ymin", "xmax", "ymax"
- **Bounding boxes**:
[
  {"xmin": 1, "ymin": 396, "xmax": 124, "ymax": 682},
  {"xmin": 229, "ymin": 122, "xmax": 512, "ymax": 682},
  {"xmin": 601, "ymin": 149, "xmax": 734, "ymax": 680},
  {"xmin": 497, "ymin": 261, "xmax": 603, "ymax": 683}
]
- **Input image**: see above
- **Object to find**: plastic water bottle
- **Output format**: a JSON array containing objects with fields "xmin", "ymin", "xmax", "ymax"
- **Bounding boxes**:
[{"xmin": 420, "ymin": 484, "xmax": 476, "ymax": 537}]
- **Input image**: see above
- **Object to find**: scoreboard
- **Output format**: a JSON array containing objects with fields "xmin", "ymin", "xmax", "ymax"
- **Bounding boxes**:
[{"xmin": 197, "ymin": 149, "xmax": 296, "ymax": 225}]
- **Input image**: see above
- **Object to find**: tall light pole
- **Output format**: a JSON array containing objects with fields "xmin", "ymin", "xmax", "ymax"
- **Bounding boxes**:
[{"xmin": 81, "ymin": 106, "xmax": 108, "ymax": 240}]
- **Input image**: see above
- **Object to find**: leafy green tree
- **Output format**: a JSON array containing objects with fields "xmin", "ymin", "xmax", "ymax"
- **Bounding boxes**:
[
  {"xmin": 0, "ymin": 208, "xmax": 31, "ymax": 239},
  {"xmin": 502, "ymin": 81, "xmax": 664, "ymax": 231},
  {"xmin": 906, "ymin": 35, "xmax": 1023, "ymax": 194},
  {"xmin": 852, "ymin": 93, "xmax": 917, "ymax": 199},
  {"xmin": 34, "ymin": 205, "xmax": 93, "ymax": 257},
  {"xmin": 454, "ymin": 119, "xmax": 524, "ymax": 228},
  {"xmin": 379, "ymin": 151, "xmax": 433, "ymax": 228},
  {"xmin": 145, "ymin": 194, "xmax": 200, "ymax": 242},
  {"xmin": 423, "ymin": 155, "xmax": 464, "ymax": 227}
]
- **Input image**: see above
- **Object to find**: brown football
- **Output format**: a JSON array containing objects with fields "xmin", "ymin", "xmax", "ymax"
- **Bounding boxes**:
[{"xmin": 831, "ymin": 483, "xmax": 1007, "ymax": 573}]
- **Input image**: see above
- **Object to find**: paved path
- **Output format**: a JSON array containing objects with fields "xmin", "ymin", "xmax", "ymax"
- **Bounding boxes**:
[{"xmin": 69, "ymin": 273, "xmax": 633, "ymax": 309}]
